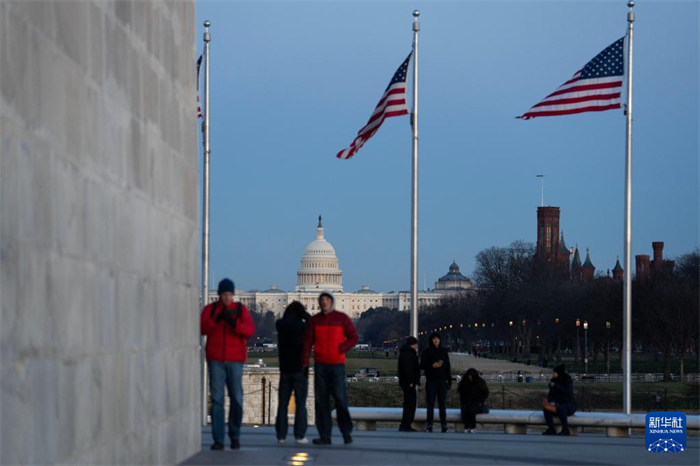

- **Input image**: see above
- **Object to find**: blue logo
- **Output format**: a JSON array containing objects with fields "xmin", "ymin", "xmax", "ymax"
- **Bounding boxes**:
[{"xmin": 646, "ymin": 412, "xmax": 686, "ymax": 453}]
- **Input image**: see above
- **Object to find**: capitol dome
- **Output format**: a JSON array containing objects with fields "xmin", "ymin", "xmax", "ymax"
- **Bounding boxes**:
[{"xmin": 296, "ymin": 216, "xmax": 343, "ymax": 292}]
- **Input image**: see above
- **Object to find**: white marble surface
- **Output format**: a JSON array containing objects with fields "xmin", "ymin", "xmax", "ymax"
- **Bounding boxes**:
[{"xmin": 1, "ymin": 1, "xmax": 199, "ymax": 464}]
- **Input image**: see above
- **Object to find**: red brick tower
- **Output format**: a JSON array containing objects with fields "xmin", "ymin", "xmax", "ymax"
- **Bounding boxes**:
[
  {"xmin": 581, "ymin": 248, "xmax": 596, "ymax": 283},
  {"xmin": 612, "ymin": 257, "xmax": 624, "ymax": 281},
  {"xmin": 536, "ymin": 206, "xmax": 562, "ymax": 265}
]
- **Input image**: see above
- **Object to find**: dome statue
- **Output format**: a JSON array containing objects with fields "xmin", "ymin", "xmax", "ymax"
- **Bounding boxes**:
[{"xmin": 296, "ymin": 216, "xmax": 343, "ymax": 292}]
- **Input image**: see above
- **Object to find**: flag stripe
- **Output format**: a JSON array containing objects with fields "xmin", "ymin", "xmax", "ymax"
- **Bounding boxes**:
[
  {"xmin": 336, "ymin": 53, "xmax": 411, "ymax": 160},
  {"xmin": 533, "ymin": 92, "xmax": 621, "ymax": 109},
  {"xmin": 517, "ymin": 37, "xmax": 625, "ymax": 119}
]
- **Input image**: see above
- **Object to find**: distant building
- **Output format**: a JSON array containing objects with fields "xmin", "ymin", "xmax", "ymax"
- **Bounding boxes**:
[
  {"xmin": 434, "ymin": 261, "xmax": 473, "ymax": 292},
  {"xmin": 206, "ymin": 217, "xmax": 459, "ymax": 317},
  {"xmin": 635, "ymin": 242, "xmax": 675, "ymax": 279}
]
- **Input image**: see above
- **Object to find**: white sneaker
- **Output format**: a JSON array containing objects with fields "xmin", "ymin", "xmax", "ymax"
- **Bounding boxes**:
[
  {"xmin": 277, "ymin": 439, "xmax": 286, "ymax": 444},
  {"xmin": 295, "ymin": 438, "xmax": 309, "ymax": 445},
  {"xmin": 471, "ymin": 428, "xmax": 477, "ymax": 433}
]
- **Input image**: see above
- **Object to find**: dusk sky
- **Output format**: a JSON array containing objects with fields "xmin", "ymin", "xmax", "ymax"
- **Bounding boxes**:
[{"xmin": 195, "ymin": 0, "xmax": 699, "ymax": 293}]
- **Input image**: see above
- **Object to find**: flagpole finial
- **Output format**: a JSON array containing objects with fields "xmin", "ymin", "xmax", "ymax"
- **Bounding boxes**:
[
  {"xmin": 204, "ymin": 20, "xmax": 211, "ymax": 28},
  {"xmin": 627, "ymin": 1, "xmax": 635, "ymax": 22},
  {"xmin": 413, "ymin": 10, "xmax": 420, "ymax": 18}
]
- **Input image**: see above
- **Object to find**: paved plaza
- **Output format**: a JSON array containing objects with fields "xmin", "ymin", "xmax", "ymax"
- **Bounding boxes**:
[{"xmin": 182, "ymin": 426, "xmax": 699, "ymax": 466}]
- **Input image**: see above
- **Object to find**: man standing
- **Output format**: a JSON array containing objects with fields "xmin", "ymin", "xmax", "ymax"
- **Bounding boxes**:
[
  {"xmin": 200, "ymin": 278, "xmax": 255, "ymax": 451},
  {"xmin": 302, "ymin": 292, "xmax": 358, "ymax": 445},
  {"xmin": 275, "ymin": 302, "xmax": 311, "ymax": 445},
  {"xmin": 420, "ymin": 332, "xmax": 452, "ymax": 433},
  {"xmin": 397, "ymin": 336, "xmax": 420, "ymax": 432}
]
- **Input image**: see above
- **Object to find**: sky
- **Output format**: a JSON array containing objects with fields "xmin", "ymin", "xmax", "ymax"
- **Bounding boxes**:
[{"xmin": 195, "ymin": 0, "xmax": 699, "ymax": 293}]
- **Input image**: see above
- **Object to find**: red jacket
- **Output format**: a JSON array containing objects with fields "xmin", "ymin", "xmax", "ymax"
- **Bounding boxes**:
[
  {"xmin": 201, "ymin": 301, "xmax": 255, "ymax": 363},
  {"xmin": 302, "ymin": 310, "xmax": 358, "ymax": 366}
]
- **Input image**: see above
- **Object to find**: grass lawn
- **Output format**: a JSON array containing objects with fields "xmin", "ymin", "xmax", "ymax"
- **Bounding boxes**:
[
  {"xmin": 347, "ymin": 381, "xmax": 699, "ymax": 413},
  {"xmin": 488, "ymin": 352, "xmax": 699, "ymax": 374},
  {"xmin": 247, "ymin": 351, "xmax": 401, "ymax": 375},
  {"xmin": 247, "ymin": 351, "xmax": 698, "ymax": 412}
]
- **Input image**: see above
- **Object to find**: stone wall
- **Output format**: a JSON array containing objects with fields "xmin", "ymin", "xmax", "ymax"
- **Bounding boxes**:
[{"xmin": 0, "ymin": 1, "xmax": 199, "ymax": 464}]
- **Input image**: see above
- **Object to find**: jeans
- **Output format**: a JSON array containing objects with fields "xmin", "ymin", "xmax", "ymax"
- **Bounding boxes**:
[
  {"xmin": 314, "ymin": 363, "xmax": 353, "ymax": 440},
  {"xmin": 209, "ymin": 361, "xmax": 243, "ymax": 444},
  {"xmin": 426, "ymin": 379, "xmax": 447, "ymax": 428},
  {"xmin": 275, "ymin": 372, "xmax": 309, "ymax": 440},
  {"xmin": 543, "ymin": 403, "xmax": 576, "ymax": 431},
  {"xmin": 400, "ymin": 384, "xmax": 417, "ymax": 429}
]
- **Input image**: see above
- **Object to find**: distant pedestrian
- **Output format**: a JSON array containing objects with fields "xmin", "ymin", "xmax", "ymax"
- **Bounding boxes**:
[
  {"xmin": 275, "ymin": 301, "xmax": 311, "ymax": 445},
  {"xmin": 397, "ymin": 336, "xmax": 421, "ymax": 432},
  {"xmin": 302, "ymin": 292, "xmax": 358, "ymax": 445},
  {"xmin": 457, "ymin": 368, "xmax": 489, "ymax": 433},
  {"xmin": 542, "ymin": 364, "xmax": 577, "ymax": 436},
  {"xmin": 386, "ymin": 350, "xmax": 390, "ymax": 358},
  {"xmin": 420, "ymin": 332, "xmax": 452, "ymax": 433},
  {"xmin": 371, "ymin": 351, "xmax": 375, "ymax": 359},
  {"xmin": 200, "ymin": 279, "xmax": 255, "ymax": 451}
]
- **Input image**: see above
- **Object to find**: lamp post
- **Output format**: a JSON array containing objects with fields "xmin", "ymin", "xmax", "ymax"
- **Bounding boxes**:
[
  {"xmin": 555, "ymin": 318, "xmax": 561, "ymax": 363},
  {"xmin": 509, "ymin": 320, "xmax": 514, "ymax": 358},
  {"xmin": 583, "ymin": 320, "xmax": 589, "ymax": 374},
  {"xmin": 575, "ymin": 318, "xmax": 581, "ymax": 370},
  {"xmin": 605, "ymin": 321, "xmax": 612, "ymax": 375}
]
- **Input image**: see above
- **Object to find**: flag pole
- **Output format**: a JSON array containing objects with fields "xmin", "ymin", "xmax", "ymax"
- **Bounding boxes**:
[
  {"xmin": 200, "ymin": 19, "xmax": 212, "ymax": 427},
  {"xmin": 622, "ymin": 1, "xmax": 634, "ymax": 415},
  {"xmin": 410, "ymin": 10, "xmax": 420, "ymax": 340}
]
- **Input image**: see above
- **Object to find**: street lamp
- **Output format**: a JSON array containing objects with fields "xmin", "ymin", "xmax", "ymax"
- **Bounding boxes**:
[
  {"xmin": 555, "ymin": 317, "xmax": 561, "ymax": 363},
  {"xmin": 575, "ymin": 318, "xmax": 581, "ymax": 370},
  {"xmin": 605, "ymin": 321, "xmax": 612, "ymax": 374},
  {"xmin": 583, "ymin": 320, "xmax": 589, "ymax": 374},
  {"xmin": 508, "ymin": 320, "xmax": 514, "ymax": 358}
]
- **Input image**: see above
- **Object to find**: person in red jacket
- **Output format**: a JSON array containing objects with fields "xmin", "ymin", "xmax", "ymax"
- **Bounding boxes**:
[
  {"xmin": 302, "ymin": 291, "xmax": 358, "ymax": 445},
  {"xmin": 200, "ymin": 278, "xmax": 255, "ymax": 451}
]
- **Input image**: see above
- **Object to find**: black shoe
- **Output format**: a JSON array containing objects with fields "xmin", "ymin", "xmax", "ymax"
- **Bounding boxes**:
[
  {"xmin": 542, "ymin": 427, "xmax": 556, "ymax": 436},
  {"xmin": 312, "ymin": 438, "xmax": 331, "ymax": 445},
  {"xmin": 557, "ymin": 428, "xmax": 571, "ymax": 436},
  {"xmin": 230, "ymin": 438, "xmax": 240, "ymax": 450},
  {"xmin": 343, "ymin": 434, "xmax": 353, "ymax": 445},
  {"xmin": 441, "ymin": 426, "xmax": 449, "ymax": 433},
  {"xmin": 399, "ymin": 426, "xmax": 418, "ymax": 432},
  {"xmin": 211, "ymin": 442, "xmax": 224, "ymax": 451},
  {"xmin": 426, "ymin": 426, "xmax": 433, "ymax": 432}
]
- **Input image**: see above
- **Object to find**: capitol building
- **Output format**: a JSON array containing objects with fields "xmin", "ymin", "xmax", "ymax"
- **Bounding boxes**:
[{"xmin": 207, "ymin": 217, "xmax": 473, "ymax": 318}]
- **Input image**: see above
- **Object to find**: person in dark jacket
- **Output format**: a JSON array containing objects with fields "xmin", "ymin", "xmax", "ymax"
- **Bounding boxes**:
[
  {"xmin": 275, "ymin": 301, "xmax": 311, "ymax": 444},
  {"xmin": 397, "ymin": 336, "xmax": 421, "ymax": 432},
  {"xmin": 457, "ymin": 368, "xmax": 489, "ymax": 433},
  {"xmin": 542, "ymin": 364, "xmax": 578, "ymax": 436},
  {"xmin": 420, "ymin": 332, "xmax": 452, "ymax": 432}
]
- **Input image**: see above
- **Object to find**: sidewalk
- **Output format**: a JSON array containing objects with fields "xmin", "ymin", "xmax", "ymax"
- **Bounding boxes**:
[{"xmin": 181, "ymin": 426, "xmax": 699, "ymax": 465}]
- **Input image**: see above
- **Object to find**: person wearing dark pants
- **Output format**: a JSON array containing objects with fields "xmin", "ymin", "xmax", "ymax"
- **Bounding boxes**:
[
  {"xmin": 200, "ymin": 279, "xmax": 255, "ymax": 451},
  {"xmin": 302, "ymin": 291, "xmax": 358, "ymax": 445},
  {"xmin": 458, "ymin": 368, "xmax": 489, "ymax": 433},
  {"xmin": 420, "ymin": 332, "xmax": 452, "ymax": 433},
  {"xmin": 275, "ymin": 301, "xmax": 311, "ymax": 444},
  {"xmin": 397, "ymin": 336, "xmax": 420, "ymax": 432},
  {"xmin": 542, "ymin": 364, "xmax": 577, "ymax": 436},
  {"xmin": 313, "ymin": 362, "xmax": 353, "ymax": 441}
]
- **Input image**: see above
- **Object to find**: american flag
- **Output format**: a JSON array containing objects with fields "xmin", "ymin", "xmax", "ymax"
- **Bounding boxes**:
[
  {"xmin": 196, "ymin": 54, "xmax": 203, "ymax": 119},
  {"xmin": 337, "ymin": 53, "xmax": 411, "ymax": 160},
  {"xmin": 517, "ymin": 37, "xmax": 625, "ymax": 119}
]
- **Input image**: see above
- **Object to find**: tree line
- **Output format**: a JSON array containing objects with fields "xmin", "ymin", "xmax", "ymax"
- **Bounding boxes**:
[{"xmin": 355, "ymin": 242, "xmax": 699, "ymax": 381}]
